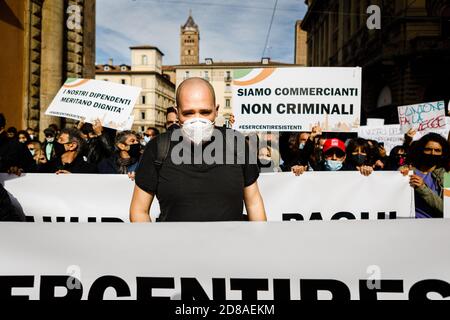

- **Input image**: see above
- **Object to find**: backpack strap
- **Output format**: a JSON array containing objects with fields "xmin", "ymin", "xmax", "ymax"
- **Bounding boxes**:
[{"xmin": 153, "ymin": 132, "xmax": 171, "ymax": 173}]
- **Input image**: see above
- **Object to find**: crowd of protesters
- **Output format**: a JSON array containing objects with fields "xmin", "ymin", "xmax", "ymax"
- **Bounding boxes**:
[{"xmin": 1, "ymin": 110, "xmax": 449, "ymax": 220}]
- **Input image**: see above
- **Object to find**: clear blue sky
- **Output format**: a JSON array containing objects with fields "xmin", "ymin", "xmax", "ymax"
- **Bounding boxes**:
[{"xmin": 96, "ymin": 0, "xmax": 307, "ymax": 66}]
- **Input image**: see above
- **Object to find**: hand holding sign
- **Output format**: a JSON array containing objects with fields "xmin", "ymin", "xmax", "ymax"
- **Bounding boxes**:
[{"xmin": 46, "ymin": 78, "xmax": 140, "ymax": 131}]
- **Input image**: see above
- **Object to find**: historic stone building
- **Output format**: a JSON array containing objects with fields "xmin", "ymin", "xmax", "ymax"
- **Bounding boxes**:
[
  {"xmin": 96, "ymin": 46, "xmax": 175, "ymax": 132},
  {"xmin": 0, "ymin": 0, "xmax": 96, "ymax": 137},
  {"xmin": 301, "ymin": 0, "xmax": 450, "ymax": 123},
  {"xmin": 295, "ymin": 20, "xmax": 308, "ymax": 65},
  {"xmin": 180, "ymin": 11, "xmax": 200, "ymax": 65}
]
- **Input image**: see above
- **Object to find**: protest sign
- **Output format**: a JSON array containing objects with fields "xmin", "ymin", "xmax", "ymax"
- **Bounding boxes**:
[
  {"xmin": 357, "ymin": 124, "xmax": 403, "ymax": 154},
  {"xmin": 232, "ymin": 67, "xmax": 361, "ymax": 132},
  {"xmin": 45, "ymin": 78, "xmax": 141, "ymax": 130},
  {"xmin": 0, "ymin": 220, "xmax": 449, "ymax": 300},
  {"xmin": 398, "ymin": 101, "xmax": 446, "ymax": 134},
  {"xmin": 366, "ymin": 118, "xmax": 385, "ymax": 126},
  {"xmin": 1, "ymin": 172, "xmax": 413, "ymax": 222}
]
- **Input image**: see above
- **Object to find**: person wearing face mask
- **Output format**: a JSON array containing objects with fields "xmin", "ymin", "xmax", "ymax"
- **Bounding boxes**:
[
  {"xmin": 131, "ymin": 77, "xmax": 267, "ymax": 222},
  {"xmin": 16, "ymin": 130, "xmax": 31, "ymax": 144},
  {"xmin": 317, "ymin": 138, "xmax": 373, "ymax": 176},
  {"xmin": 26, "ymin": 127, "xmax": 37, "ymax": 142},
  {"xmin": 402, "ymin": 133, "xmax": 449, "ymax": 218},
  {"xmin": 142, "ymin": 127, "xmax": 160, "ymax": 146},
  {"xmin": 345, "ymin": 138, "xmax": 374, "ymax": 176},
  {"xmin": 258, "ymin": 146, "xmax": 281, "ymax": 173},
  {"xmin": 0, "ymin": 114, "xmax": 34, "ymax": 174},
  {"xmin": 40, "ymin": 128, "xmax": 97, "ymax": 174},
  {"xmin": 165, "ymin": 107, "xmax": 180, "ymax": 131},
  {"xmin": 42, "ymin": 127, "xmax": 57, "ymax": 162},
  {"xmin": 98, "ymin": 131, "xmax": 141, "ymax": 178},
  {"xmin": 386, "ymin": 146, "xmax": 408, "ymax": 170}
]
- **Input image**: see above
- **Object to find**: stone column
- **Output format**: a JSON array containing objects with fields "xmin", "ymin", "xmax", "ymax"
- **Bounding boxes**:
[{"xmin": 39, "ymin": 0, "xmax": 64, "ymax": 137}]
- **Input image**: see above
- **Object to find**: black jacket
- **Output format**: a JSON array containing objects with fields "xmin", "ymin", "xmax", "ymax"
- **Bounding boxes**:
[
  {"xmin": 0, "ymin": 132, "xmax": 35, "ymax": 172},
  {"xmin": 83, "ymin": 134, "xmax": 114, "ymax": 165},
  {"xmin": 0, "ymin": 184, "xmax": 25, "ymax": 221},
  {"xmin": 40, "ymin": 154, "xmax": 97, "ymax": 173}
]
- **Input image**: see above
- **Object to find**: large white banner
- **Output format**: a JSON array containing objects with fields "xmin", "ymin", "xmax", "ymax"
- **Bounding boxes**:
[
  {"xmin": 232, "ymin": 67, "xmax": 362, "ymax": 132},
  {"xmin": 45, "ymin": 78, "xmax": 141, "ymax": 131},
  {"xmin": 0, "ymin": 220, "xmax": 449, "ymax": 300},
  {"xmin": 0, "ymin": 172, "xmax": 413, "ymax": 222}
]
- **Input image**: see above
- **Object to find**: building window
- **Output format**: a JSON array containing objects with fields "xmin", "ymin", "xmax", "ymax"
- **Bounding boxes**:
[
  {"xmin": 141, "ymin": 95, "xmax": 146, "ymax": 104},
  {"xmin": 142, "ymin": 55, "xmax": 148, "ymax": 65},
  {"xmin": 141, "ymin": 112, "xmax": 145, "ymax": 120},
  {"xmin": 204, "ymin": 71, "xmax": 209, "ymax": 81},
  {"xmin": 121, "ymin": 66, "xmax": 127, "ymax": 71},
  {"xmin": 104, "ymin": 66, "xmax": 110, "ymax": 71},
  {"xmin": 225, "ymin": 99, "xmax": 231, "ymax": 108},
  {"xmin": 141, "ymin": 126, "xmax": 145, "ymax": 132},
  {"xmin": 121, "ymin": 79, "xmax": 126, "ymax": 84},
  {"xmin": 225, "ymin": 84, "xmax": 231, "ymax": 93},
  {"xmin": 185, "ymin": 71, "xmax": 190, "ymax": 79}
]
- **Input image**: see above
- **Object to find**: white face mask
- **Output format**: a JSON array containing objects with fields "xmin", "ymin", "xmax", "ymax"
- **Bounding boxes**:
[
  {"xmin": 46, "ymin": 137, "xmax": 54, "ymax": 143},
  {"xmin": 181, "ymin": 117, "xmax": 215, "ymax": 145},
  {"xmin": 144, "ymin": 136, "xmax": 151, "ymax": 144}
]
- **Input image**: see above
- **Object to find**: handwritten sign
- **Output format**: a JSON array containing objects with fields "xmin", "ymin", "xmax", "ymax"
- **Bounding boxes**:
[
  {"xmin": 357, "ymin": 125, "xmax": 403, "ymax": 154},
  {"xmin": 398, "ymin": 101, "xmax": 446, "ymax": 134}
]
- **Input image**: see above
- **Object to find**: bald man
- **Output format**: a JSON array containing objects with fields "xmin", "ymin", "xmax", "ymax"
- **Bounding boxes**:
[{"xmin": 130, "ymin": 77, "xmax": 267, "ymax": 222}]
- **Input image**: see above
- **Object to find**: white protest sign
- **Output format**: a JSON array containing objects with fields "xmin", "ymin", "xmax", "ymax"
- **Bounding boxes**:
[
  {"xmin": 45, "ymin": 78, "xmax": 141, "ymax": 131},
  {"xmin": 232, "ymin": 67, "xmax": 361, "ymax": 132},
  {"xmin": 0, "ymin": 220, "xmax": 450, "ymax": 300},
  {"xmin": 1, "ymin": 172, "xmax": 413, "ymax": 222},
  {"xmin": 366, "ymin": 118, "xmax": 385, "ymax": 126},
  {"xmin": 398, "ymin": 101, "xmax": 446, "ymax": 134},
  {"xmin": 357, "ymin": 125, "xmax": 403, "ymax": 154}
]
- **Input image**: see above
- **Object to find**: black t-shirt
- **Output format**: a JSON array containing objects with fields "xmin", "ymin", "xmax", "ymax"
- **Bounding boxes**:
[{"xmin": 135, "ymin": 127, "xmax": 259, "ymax": 222}]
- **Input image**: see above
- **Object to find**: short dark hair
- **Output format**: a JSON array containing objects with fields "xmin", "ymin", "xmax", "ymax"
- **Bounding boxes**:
[
  {"xmin": 409, "ymin": 132, "xmax": 449, "ymax": 168},
  {"xmin": 44, "ymin": 127, "xmax": 56, "ymax": 137},
  {"xmin": 60, "ymin": 127, "xmax": 84, "ymax": 152},
  {"xmin": 166, "ymin": 107, "xmax": 177, "ymax": 115},
  {"xmin": 7, "ymin": 127, "xmax": 17, "ymax": 134},
  {"xmin": 49, "ymin": 124, "xmax": 59, "ymax": 132},
  {"xmin": 17, "ymin": 130, "xmax": 31, "ymax": 142},
  {"xmin": 80, "ymin": 123, "xmax": 94, "ymax": 135},
  {"xmin": 146, "ymin": 127, "xmax": 160, "ymax": 136},
  {"xmin": 0, "ymin": 113, "xmax": 5, "ymax": 129}
]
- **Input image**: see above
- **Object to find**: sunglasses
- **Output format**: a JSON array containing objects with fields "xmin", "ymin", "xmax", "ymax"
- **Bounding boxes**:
[{"xmin": 324, "ymin": 149, "xmax": 346, "ymax": 158}]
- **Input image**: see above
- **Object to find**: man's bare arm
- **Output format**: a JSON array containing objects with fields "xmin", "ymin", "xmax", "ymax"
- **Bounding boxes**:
[
  {"xmin": 130, "ymin": 185, "xmax": 154, "ymax": 222},
  {"xmin": 243, "ymin": 181, "xmax": 267, "ymax": 221}
]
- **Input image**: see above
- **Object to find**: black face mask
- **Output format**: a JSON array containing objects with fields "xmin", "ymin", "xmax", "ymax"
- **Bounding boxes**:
[
  {"xmin": 128, "ymin": 143, "xmax": 141, "ymax": 159},
  {"xmin": 54, "ymin": 142, "xmax": 67, "ymax": 158},
  {"xmin": 167, "ymin": 123, "xmax": 180, "ymax": 131},
  {"xmin": 420, "ymin": 154, "xmax": 442, "ymax": 168},
  {"xmin": 351, "ymin": 154, "xmax": 367, "ymax": 166}
]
